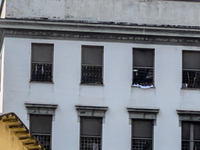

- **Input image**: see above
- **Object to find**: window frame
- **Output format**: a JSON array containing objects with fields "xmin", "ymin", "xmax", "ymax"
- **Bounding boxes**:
[
  {"xmin": 81, "ymin": 45, "xmax": 104, "ymax": 85},
  {"xmin": 30, "ymin": 43, "xmax": 54, "ymax": 83},
  {"xmin": 80, "ymin": 117, "xmax": 102, "ymax": 150},
  {"xmin": 76, "ymin": 105, "xmax": 108, "ymax": 150},
  {"xmin": 25, "ymin": 103, "xmax": 58, "ymax": 150},
  {"xmin": 29, "ymin": 114, "xmax": 52, "ymax": 150},
  {"xmin": 182, "ymin": 50, "xmax": 200, "ymax": 89},
  {"xmin": 177, "ymin": 110, "xmax": 200, "ymax": 150},
  {"xmin": 132, "ymin": 48, "xmax": 155, "ymax": 88},
  {"xmin": 127, "ymin": 108, "xmax": 159, "ymax": 150}
]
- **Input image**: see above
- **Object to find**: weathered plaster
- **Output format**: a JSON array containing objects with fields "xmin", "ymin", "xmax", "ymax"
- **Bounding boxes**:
[{"xmin": 4, "ymin": 0, "xmax": 200, "ymax": 26}]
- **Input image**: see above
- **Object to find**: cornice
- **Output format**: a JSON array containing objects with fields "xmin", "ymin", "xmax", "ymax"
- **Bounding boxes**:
[{"xmin": 0, "ymin": 19, "xmax": 200, "ymax": 38}]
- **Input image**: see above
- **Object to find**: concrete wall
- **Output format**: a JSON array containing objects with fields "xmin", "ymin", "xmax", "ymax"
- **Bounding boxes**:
[
  {"xmin": 2, "ymin": 37, "xmax": 200, "ymax": 150},
  {"xmin": 4, "ymin": 0, "xmax": 200, "ymax": 26}
]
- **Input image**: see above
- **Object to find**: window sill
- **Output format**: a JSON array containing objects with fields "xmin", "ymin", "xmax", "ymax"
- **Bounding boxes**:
[
  {"xmin": 29, "ymin": 81, "xmax": 54, "ymax": 84},
  {"xmin": 80, "ymin": 83, "xmax": 104, "ymax": 86}
]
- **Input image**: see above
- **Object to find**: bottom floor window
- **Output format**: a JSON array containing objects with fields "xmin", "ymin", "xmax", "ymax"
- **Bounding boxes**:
[
  {"xmin": 132, "ymin": 120, "xmax": 153, "ymax": 150},
  {"xmin": 182, "ymin": 122, "xmax": 200, "ymax": 150},
  {"xmin": 30, "ymin": 114, "xmax": 52, "ymax": 150},
  {"xmin": 80, "ymin": 117, "xmax": 102, "ymax": 150}
]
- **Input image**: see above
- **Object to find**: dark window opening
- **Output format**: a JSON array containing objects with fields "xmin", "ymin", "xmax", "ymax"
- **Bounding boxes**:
[
  {"xmin": 31, "ymin": 43, "xmax": 53, "ymax": 82},
  {"xmin": 132, "ymin": 120, "xmax": 153, "ymax": 150},
  {"xmin": 80, "ymin": 117, "xmax": 102, "ymax": 150},
  {"xmin": 182, "ymin": 122, "xmax": 200, "ymax": 150},
  {"xmin": 182, "ymin": 51, "xmax": 200, "ymax": 88},
  {"xmin": 81, "ymin": 46, "xmax": 103, "ymax": 84},
  {"xmin": 30, "ymin": 114, "xmax": 52, "ymax": 150},
  {"xmin": 132, "ymin": 49, "xmax": 154, "ymax": 88}
]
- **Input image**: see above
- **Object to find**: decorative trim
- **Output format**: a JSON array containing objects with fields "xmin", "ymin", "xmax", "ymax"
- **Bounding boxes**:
[
  {"xmin": 127, "ymin": 108, "xmax": 159, "ymax": 120},
  {"xmin": 75, "ymin": 105, "xmax": 108, "ymax": 118},
  {"xmin": 25, "ymin": 102, "xmax": 58, "ymax": 115},
  {"xmin": 177, "ymin": 109, "xmax": 200, "ymax": 121}
]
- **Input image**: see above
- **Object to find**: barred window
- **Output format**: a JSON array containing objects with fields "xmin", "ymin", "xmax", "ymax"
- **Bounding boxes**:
[
  {"xmin": 31, "ymin": 43, "xmax": 53, "ymax": 82},
  {"xmin": 30, "ymin": 114, "xmax": 52, "ymax": 150},
  {"xmin": 81, "ymin": 46, "xmax": 103, "ymax": 84},
  {"xmin": 80, "ymin": 117, "xmax": 102, "ymax": 150},
  {"xmin": 132, "ymin": 120, "xmax": 153, "ymax": 150},
  {"xmin": 182, "ymin": 51, "xmax": 200, "ymax": 88},
  {"xmin": 132, "ymin": 48, "xmax": 154, "ymax": 88},
  {"xmin": 182, "ymin": 122, "xmax": 200, "ymax": 150}
]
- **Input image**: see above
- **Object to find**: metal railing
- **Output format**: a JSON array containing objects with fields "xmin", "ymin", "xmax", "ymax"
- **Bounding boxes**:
[
  {"xmin": 31, "ymin": 63, "xmax": 52, "ymax": 82},
  {"xmin": 80, "ymin": 136, "xmax": 101, "ymax": 150},
  {"xmin": 182, "ymin": 141, "xmax": 200, "ymax": 150},
  {"xmin": 182, "ymin": 70, "xmax": 200, "ymax": 88},
  {"xmin": 34, "ymin": 134, "xmax": 51, "ymax": 150},
  {"xmin": 132, "ymin": 68, "xmax": 154, "ymax": 86},
  {"xmin": 81, "ymin": 65, "xmax": 103, "ymax": 84},
  {"xmin": 132, "ymin": 138, "xmax": 152, "ymax": 150}
]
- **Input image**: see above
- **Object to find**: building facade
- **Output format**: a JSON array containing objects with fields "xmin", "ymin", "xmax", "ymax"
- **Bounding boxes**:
[{"xmin": 1, "ymin": 0, "xmax": 200, "ymax": 150}]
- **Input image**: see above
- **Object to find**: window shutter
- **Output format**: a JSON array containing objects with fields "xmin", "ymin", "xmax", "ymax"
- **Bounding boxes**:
[
  {"xmin": 133, "ymin": 49, "xmax": 154, "ymax": 67},
  {"xmin": 81, "ymin": 117, "xmax": 102, "ymax": 136},
  {"xmin": 132, "ymin": 120, "xmax": 153, "ymax": 138},
  {"xmin": 32, "ymin": 44, "xmax": 53, "ymax": 63},
  {"xmin": 82, "ymin": 46, "xmax": 103, "ymax": 65},
  {"xmin": 183, "ymin": 51, "xmax": 200, "ymax": 69},
  {"xmin": 30, "ymin": 115, "xmax": 52, "ymax": 134}
]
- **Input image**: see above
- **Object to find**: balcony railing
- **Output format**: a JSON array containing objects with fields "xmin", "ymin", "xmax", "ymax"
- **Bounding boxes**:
[
  {"xmin": 132, "ymin": 138, "xmax": 152, "ymax": 150},
  {"xmin": 31, "ymin": 63, "xmax": 52, "ymax": 82},
  {"xmin": 182, "ymin": 70, "xmax": 200, "ymax": 88},
  {"xmin": 34, "ymin": 134, "xmax": 51, "ymax": 150},
  {"xmin": 80, "ymin": 136, "xmax": 101, "ymax": 150},
  {"xmin": 81, "ymin": 65, "xmax": 103, "ymax": 84}
]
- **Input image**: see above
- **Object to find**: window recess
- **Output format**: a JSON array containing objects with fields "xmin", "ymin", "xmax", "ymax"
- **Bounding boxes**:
[
  {"xmin": 132, "ymin": 48, "xmax": 154, "ymax": 89},
  {"xmin": 81, "ymin": 46, "xmax": 103, "ymax": 85},
  {"xmin": 31, "ymin": 43, "xmax": 53, "ymax": 82},
  {"xmin": 182, "ymin": 51, "xmax": 200, "ymax": 89}
]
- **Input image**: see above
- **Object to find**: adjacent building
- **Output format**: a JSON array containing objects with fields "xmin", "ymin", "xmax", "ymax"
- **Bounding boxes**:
[{"xmin": 1, "ymin": 0, "xmax": 200, "ymax": 150}]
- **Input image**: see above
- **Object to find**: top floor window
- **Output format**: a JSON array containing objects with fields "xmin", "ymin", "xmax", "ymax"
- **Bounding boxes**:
[
  {"xmin": 132, "ymin": 48, "xmax": 154, "ymax": 88},
  {"xmin": 81, "ymin": 45, "xmax": 103, "ymax": 85},
  {"xmin": 182, "ymin": 51, "xmax": 200, "ymax": 88},
  {"xmin": 31, "ymin": 43, "xmax": 53, "ymax": 82}
]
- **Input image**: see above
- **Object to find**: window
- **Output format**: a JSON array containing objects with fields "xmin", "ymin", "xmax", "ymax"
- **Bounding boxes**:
[
  {"xmin": 81, "ymin": 45, "xmax": 103, "ymax": 84},
  {"xmin": 132, "ymin": 120, "xmax": 153, "ymax": 150},
  {"xmin": 182, "ymin": 122, "xmax": 200, "ymax": 150},
  {"xmin": 30, "ymin": 114, "xmax": 52, "ymax": 150},
  {"xmin": 31, "ymin": 43, "xmax": 53, "ymax": 82},
  {"xmin": 132, "ymin": 48, "xmax": 154, "ymax": 88},
  {"xmin": 127, "ymin": 108, "xmax": 159, "ymax": 150},
  {"xmin": 182, "ymin": 51, "xmax": 200, "ymax": 88},
  {"xmin": 80, "ymin": 117, "xmax": 102, "ymax": 150}
]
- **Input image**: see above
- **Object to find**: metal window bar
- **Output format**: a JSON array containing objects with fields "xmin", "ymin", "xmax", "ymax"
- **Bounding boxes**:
[
  {"xmin": 132, "ymin": 138, "xmax": 152, "ymax": 150},
  {"xmin": 80, "ymin": 136, "xmax": 101, "ymax": 150},
  {"xmin": 182, "ymin": 141, "xmax": 200, "ymax": 150},
  {"xmin": 31, "ymin": 63, "xmax": 52, "ymax": 82},
  {"xmin": 33, "ymin": 134, "xmax": 51, "ymax": 150},
  {"xmin": 182, "ymin": 70, "xmax": 200, "ymax": 88},
  {"xmin": 132, "ymin": 68, "xmax": 154, "ymax": 86},
  {"xmin": 81, "ymin": 64, "xmax": 103, "ymax": 84}
]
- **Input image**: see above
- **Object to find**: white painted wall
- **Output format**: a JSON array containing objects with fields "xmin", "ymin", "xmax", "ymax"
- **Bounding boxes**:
[
  {"xmin": 4, "ymin": 0, "xmax": 200, "ymax": 26},
  {"xmin": 2, "ymin": 37, "xmax": 200, "ymax": 149}
]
